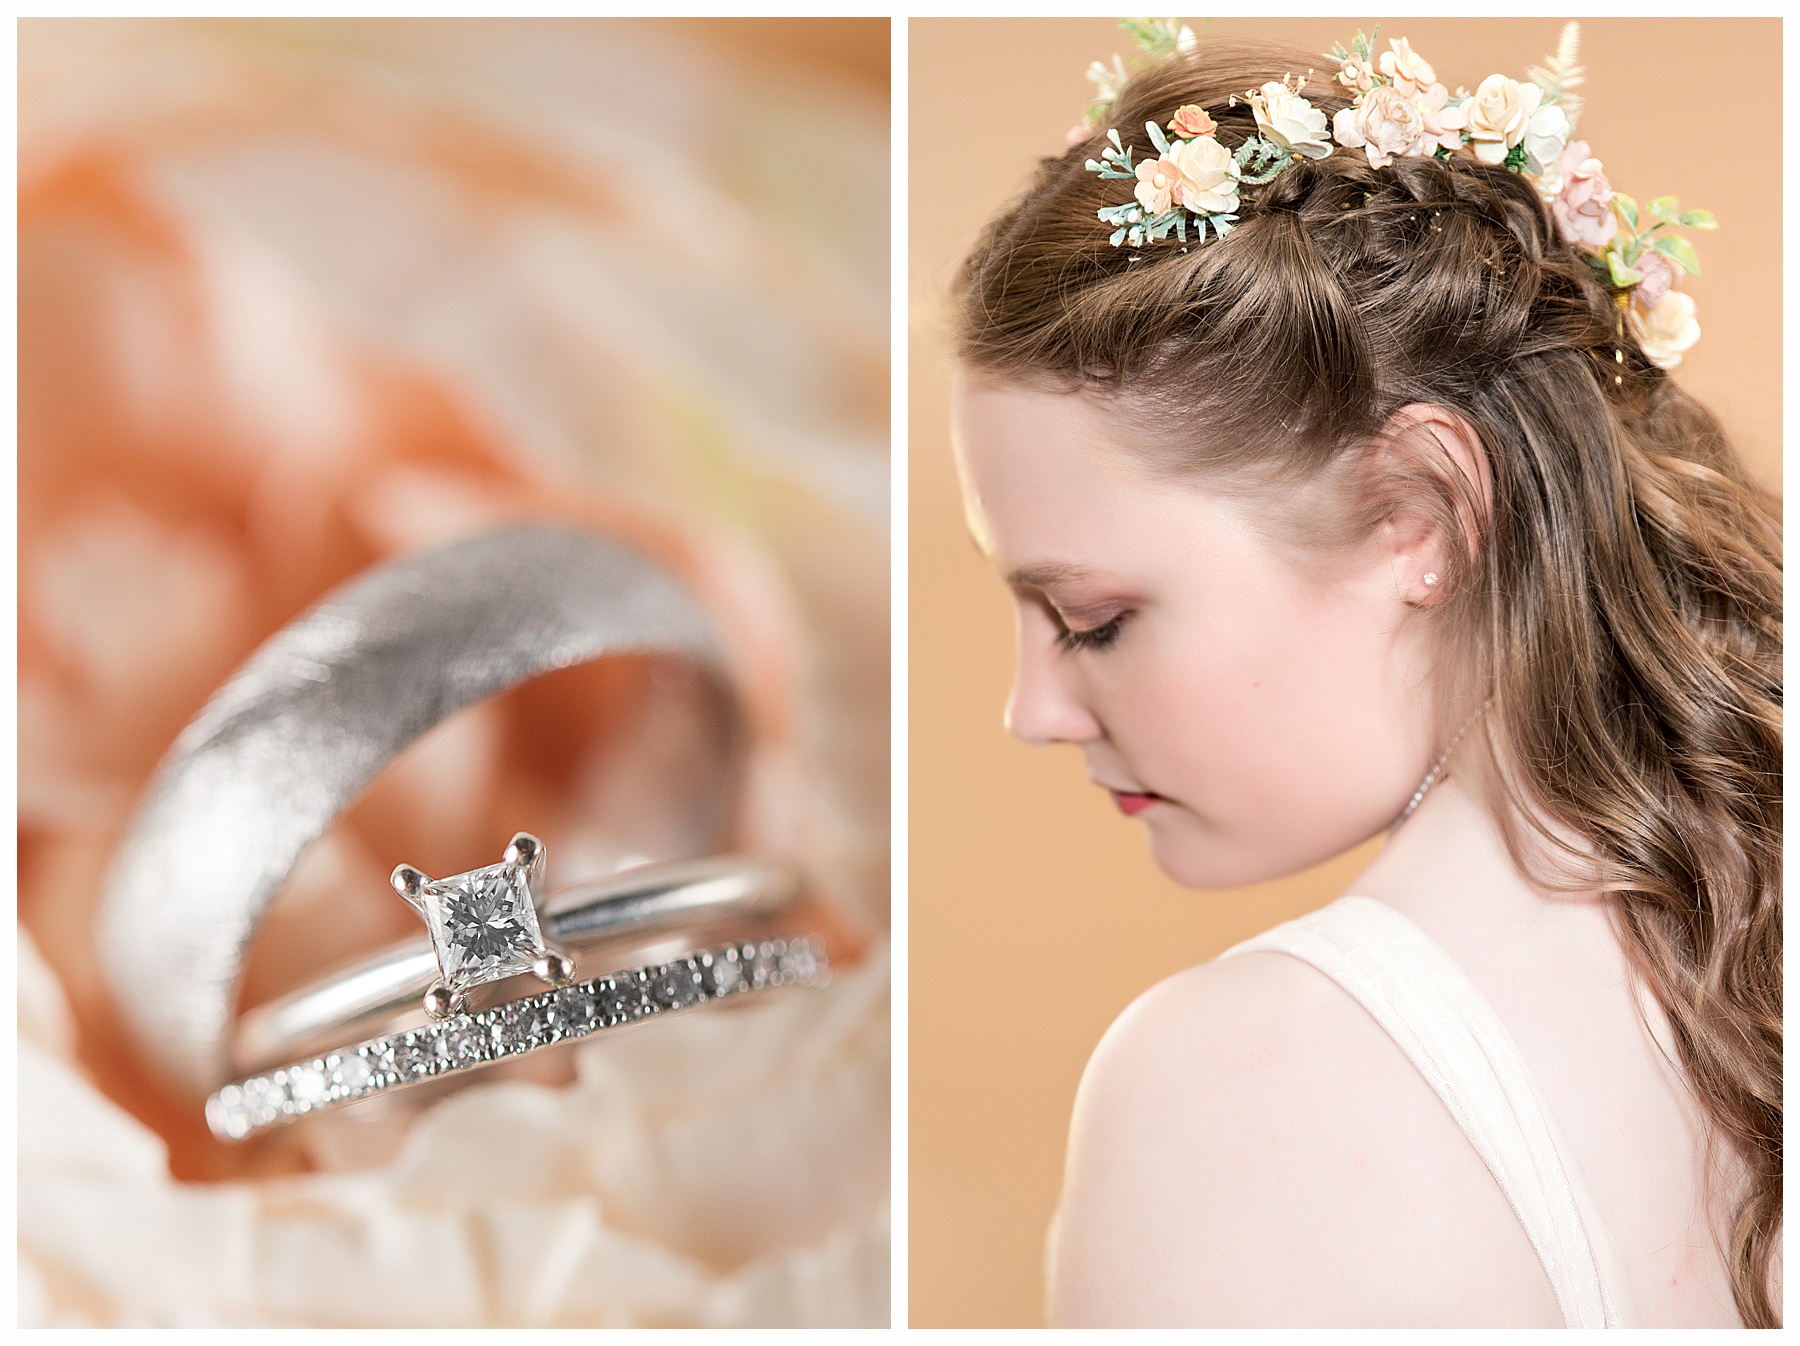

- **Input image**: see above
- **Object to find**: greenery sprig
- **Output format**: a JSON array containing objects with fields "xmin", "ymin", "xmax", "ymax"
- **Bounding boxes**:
[
  {"xmin": 1084, "ymin": 18, "xmax": 1200, "ymax": 129},
  {"xmin": 1524, "ymin": 20, "xmax": 1586, "ymax": 127},
  {"xmin": 1602, "ymin": 194, "xmax": 1719, "ymax": 288},
  {"xmin": 1234, "ymin": 136, "xmax": 1291, "ymax": 185}
]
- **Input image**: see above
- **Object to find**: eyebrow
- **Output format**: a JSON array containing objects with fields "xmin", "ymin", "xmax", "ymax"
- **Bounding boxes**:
[{"xmin": 1005, "ymin": 561, "xmax": 1104, "ymax": 589}]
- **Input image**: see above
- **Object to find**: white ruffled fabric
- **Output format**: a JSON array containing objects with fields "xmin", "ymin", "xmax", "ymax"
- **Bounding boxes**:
[{"xmin": 21, "ymin": 929, "xmax": 889, "ymax": 1327}]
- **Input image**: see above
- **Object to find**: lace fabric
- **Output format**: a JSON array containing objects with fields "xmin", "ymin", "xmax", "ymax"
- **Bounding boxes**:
[{"xmin": 1219, "ymin": 894, "xmax": 1634, "ymax": 1328}]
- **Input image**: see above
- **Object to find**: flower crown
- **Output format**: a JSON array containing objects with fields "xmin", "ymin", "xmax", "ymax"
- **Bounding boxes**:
[{"xmin": 1078, "ymin": 22, "xmax": 1717, "ymax": 368}]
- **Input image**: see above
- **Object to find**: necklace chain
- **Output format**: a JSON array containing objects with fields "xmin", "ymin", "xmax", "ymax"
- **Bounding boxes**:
[{"xmin": 1396, "ymin": 697, "xmax": 1494, "ymax": 826}]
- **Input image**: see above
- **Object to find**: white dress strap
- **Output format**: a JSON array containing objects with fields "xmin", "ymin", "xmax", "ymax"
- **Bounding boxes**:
[{"xmin": 1217, "ymin": 894, "xmax": 1632, "ymax": 1328}]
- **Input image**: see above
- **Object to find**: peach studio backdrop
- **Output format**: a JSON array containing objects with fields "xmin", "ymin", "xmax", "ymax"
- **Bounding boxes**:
[{"xmin": 908, "ymin": 17, "xmax": 1779, "ymax": 1329}]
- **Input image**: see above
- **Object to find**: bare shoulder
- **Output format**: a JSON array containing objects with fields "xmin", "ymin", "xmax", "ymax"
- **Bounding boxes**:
[{"xmin": 1046, "ymin": 947, "xmax": 1562, "ymax": 1327}]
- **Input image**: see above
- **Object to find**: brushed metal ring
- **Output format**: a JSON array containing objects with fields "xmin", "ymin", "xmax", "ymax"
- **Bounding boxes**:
[{"xmin": 96, "ymin": 523, "xmax": 741, "ymax": 1096}]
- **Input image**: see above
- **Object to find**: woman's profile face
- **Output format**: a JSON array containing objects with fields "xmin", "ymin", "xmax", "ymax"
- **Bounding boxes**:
[{"xmin": 952, "ymin": 377, "xmax": 1442, "ymax": 889}]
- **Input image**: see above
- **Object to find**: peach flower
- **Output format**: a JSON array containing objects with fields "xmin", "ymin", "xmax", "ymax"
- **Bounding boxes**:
[
  {"xmin": 1630, "ymin": 289, "xmax": 1700, "ymax": 369},
  {"xmin": 1335, "ymin": 54, "xmax": 1376, "ymax": 95},
  {"xmin": 1465, "ymin": 73, "xmax": 1542, "ymax": 165},
  {"xmin": 1169, "ymin": 104, "xmax": 1216, "ymax": 139},
  {"xmin": 1549, "ymin": 140, "xmax": 1617, "ymax": 249},
  {"xmin": 1412, "ymin": 81, "xmax": 1469, "ymax": 155},
  {"xmin": 1378, "ymin": 37, "xmax": 1436, "ymax": 96},
  {"xmin": 1134, "ymin": 154, "xmax": 1180, "ymax": 215}
]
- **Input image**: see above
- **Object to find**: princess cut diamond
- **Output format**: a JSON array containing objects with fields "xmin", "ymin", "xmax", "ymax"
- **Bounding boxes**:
[{"xmin": 419, "ymin": 860, "xmax": 547, "ymax": 994}]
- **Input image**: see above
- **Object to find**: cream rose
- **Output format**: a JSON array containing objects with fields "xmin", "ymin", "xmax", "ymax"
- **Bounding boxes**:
[
  {"xmin": 1465, "ymin": 73, "xmax": 1542, "ymax": 165},
  {"xmin": 1134, "ymin": 154, "xmax": 1179, "ymax": 216},
  {"xmin": 1163, "ymin": 134, "xmax": 1240, "ymax": 215},
  {"xmin": 1549, "ymin": 140, "xmax": 1616, "ymax": 249},
  {"xmin": 1630, "ymin": 290, "xmax": 1700, "ymax": 369},
  {"xmin": 1169, "ymin": 103, "xmax": 1216, "ymax": 139},
  {"xmin": 1378, "ymin": 37, "xmax": 1436, "ymax": 96},
  {"xmin": 1333, "ymin": 85, "xmax": 1426, "ymax": 169},
  {"xmin": 1251, "ymin": 80, "xmax": 1332, "ymax": 160}
]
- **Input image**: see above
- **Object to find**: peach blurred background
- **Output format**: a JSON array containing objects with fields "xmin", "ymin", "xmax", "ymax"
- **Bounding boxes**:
[
  {"xmin": 20, "ymin": 17, "xmax": 889, "ymax": 1327},
  {"xmin": 909, "ymin": 17, "xmax": 1779, "ymax": 1328}
]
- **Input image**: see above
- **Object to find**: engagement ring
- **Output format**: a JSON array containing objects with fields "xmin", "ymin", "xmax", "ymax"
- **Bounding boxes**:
[{"xmin": 232, "ymin": 851, "xmax": 799, "ymax": 1076}]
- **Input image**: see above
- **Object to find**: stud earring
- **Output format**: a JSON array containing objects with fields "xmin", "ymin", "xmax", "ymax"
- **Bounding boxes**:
[{"xmin": 1423, "ymin": 572, "xmax": 1440, "ymax": 587}]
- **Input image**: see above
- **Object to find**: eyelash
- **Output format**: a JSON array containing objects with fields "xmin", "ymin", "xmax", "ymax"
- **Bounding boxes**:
[{"xmin": 1055, "ymin": 614, "xmax": 1126, "ymax": 652}]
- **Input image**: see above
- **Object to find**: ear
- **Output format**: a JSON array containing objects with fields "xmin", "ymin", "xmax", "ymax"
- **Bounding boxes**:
[{"xmin": 1375, "ymin": 403, "xmax": 1494, "ymax": 607}]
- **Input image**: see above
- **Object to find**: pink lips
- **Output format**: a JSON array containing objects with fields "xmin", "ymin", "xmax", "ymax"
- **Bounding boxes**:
[{"xmin": 1112, "ymin": 791, "xmax": 1158, "ymax": 816}]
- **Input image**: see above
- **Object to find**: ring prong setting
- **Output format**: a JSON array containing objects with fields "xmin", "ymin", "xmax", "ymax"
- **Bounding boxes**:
[
  {"xmin": 391, "ymin": 864, "xmax": 429, "ymax": 910},
  {"xmin": 533, "ymin": 950, "xmax": 575, "ymax": 987},
  {"xmin": 423, "ymin": 983, "xmax": 460, "ymax": 1020}
]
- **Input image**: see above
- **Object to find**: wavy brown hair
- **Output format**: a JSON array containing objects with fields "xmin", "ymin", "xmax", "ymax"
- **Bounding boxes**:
[{"xmin": 956, "ymin": 41, "xmax": 1782, "ymax": 1327}]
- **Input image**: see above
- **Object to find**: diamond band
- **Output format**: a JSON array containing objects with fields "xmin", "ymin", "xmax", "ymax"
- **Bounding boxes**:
[{"xmin": 207, "ymin": 936, "xmax": 827, "ymax": 1142}]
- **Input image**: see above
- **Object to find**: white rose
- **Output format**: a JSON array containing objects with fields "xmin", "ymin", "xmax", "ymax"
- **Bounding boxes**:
[
  {"xmin": 1630, "ymin": 290, "xmax": 1701, "ymax": 370},
  {"xmin": 1465, "ymin": 73, "xmax": 1542, "ymax": 165},
  {"xmin": 1252, "ymin": 80, "xmax": 1332, "ymax": 160},
  {"xmin": 1522, "ymin": 102, "xmax": 1570, "ymax": 177},
  {"xmin": 1164, "ymin": 134, "xmax": 1240, "ymax": 216}
]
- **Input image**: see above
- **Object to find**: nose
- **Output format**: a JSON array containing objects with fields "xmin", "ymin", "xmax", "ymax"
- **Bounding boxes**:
[{"xmin": 1004, "ymin": 607, "xmax": 1103, "ymax": 746}]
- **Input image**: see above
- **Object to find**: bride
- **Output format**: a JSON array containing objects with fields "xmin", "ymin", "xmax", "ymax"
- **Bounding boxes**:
[{"xmin": 950, "ymin": 25, "xmax": 1779, "ymax": 1328}]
